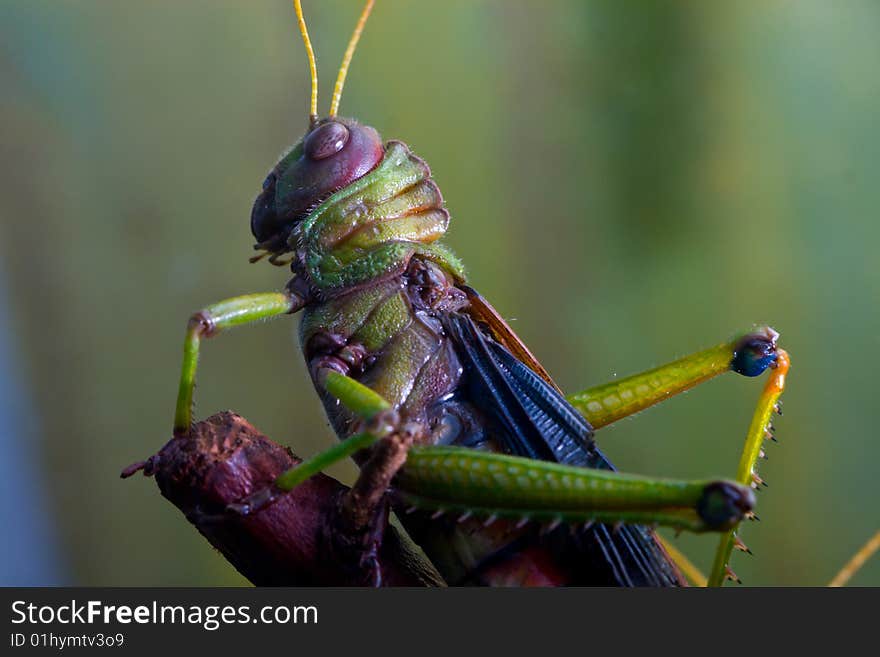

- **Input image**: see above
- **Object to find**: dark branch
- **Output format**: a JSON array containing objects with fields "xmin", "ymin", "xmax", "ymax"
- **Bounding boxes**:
[{"xmin": 122, "ymin": 411, "xmax": 443, "ymax": 587}]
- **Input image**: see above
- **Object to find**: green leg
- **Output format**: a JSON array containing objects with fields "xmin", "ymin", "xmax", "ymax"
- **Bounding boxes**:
[
  {"xmin": 319, "ymin": 369, "xmax": 391, "ymax": 420},
  {"xmin": 273, "ymin": 370, "xmax": 394, "ymax": 490},
  {"xmin": 708, "ymin": 350, "xmax": 790, "ymax": 586},
  {"xmin": 397, "ymin": 447, "xmax": 753, "ymax": 532},
  {"xmin": 276, "ymin": 372, "xmax": 755, "ymax": 534},
  {"xmin": 566, "ymin": 327, "xmax": 779, "ymax": 429},
  {"xmin": 274, "ymin": 370, "xmax": 392, "ymax": 491},
  {"xmin": 231, "ymin": 372, "xmax": 404, "ymax": 519},
  {"xmin": 173, "ymin": 291, "xmax": 305, "ymax": 434},
  {"xmin": 564, "ymin": 328, "xmax": 788, "ymax": 585}
]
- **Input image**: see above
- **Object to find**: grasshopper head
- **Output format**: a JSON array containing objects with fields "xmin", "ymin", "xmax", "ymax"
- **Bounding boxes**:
[
  {"xmin": 250, "ymin": 118, "xmax": 384, "ymax": 256},
  {"xmin": 250, "ymin": 0, "xmax": 380, "ymax": 264}
]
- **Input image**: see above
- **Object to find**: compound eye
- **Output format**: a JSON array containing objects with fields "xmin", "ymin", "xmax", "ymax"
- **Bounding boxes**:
[{"xmin": 304, "ymin": 121, "xmax": 350, "ymax": 160}]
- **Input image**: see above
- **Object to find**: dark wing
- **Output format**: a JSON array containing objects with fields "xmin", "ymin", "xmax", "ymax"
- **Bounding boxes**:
[{"xmin": 442, "ymin": 309, "xmax": 685, "ymax": 587}]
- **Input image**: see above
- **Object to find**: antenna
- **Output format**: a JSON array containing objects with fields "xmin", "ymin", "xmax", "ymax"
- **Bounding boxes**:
[
  {"xmin": 293, "ymin": 0, "xmax": 319, "ymax": 125},
  {"xmin": 329, "ymin": 0, "xmax": 375, "ymax": 118}
]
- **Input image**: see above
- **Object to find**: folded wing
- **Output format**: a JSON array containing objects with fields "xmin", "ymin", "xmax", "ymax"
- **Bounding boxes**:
[{"xmin": 442, "ymin": 309, "xmax": 684, "ymax": 587}]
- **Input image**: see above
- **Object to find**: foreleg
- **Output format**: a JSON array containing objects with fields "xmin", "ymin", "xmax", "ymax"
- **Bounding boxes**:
[{"xmin": 173, "ymin": 287, "xmax": 309, "ymax": 434}]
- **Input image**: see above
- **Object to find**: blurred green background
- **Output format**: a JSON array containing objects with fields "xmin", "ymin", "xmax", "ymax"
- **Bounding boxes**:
[{"xmin": 1, "ymin": 0, "xmax": 877, "ymax": 586}]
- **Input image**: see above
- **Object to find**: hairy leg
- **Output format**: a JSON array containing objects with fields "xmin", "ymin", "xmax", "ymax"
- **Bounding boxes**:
[{"xmin": 173, "ymin": 288, "xmax": 308, "ymax": 434}]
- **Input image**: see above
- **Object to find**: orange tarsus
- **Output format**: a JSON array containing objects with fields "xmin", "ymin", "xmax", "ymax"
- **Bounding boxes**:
[{"xmin": 769, "ymin": 348, "xmax": 790, "ymax": 392}]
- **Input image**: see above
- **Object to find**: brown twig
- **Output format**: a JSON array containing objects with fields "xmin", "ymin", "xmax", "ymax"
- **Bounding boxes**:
[{"xmin": 121, "ymin": 411, "xmax": 443, "ymax": 587}]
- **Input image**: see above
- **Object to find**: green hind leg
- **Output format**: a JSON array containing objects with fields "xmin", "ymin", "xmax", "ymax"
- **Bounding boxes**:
[{"xmin": 276, "ymin": 372, "xmax": 757, "ymax": 535}]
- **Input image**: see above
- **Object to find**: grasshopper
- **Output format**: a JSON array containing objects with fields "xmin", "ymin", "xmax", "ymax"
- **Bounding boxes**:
[{"xmin": 169, "ymin": 0, "xmax": 793, "ymax": 586}]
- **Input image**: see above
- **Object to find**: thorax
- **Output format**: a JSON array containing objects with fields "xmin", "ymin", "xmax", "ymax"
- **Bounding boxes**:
[{"xmin": 298, "ymin": 257, "xmax": 468, "ymax": 439}]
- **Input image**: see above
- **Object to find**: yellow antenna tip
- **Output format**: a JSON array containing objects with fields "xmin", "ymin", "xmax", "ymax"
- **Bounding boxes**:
[
  {"xmin": 329, "ymin": 0, "xmax": 375, "ymax": 118},
  {"xmin": 293, "ymin": 0, "xmax": 319, "ymax": 125}
]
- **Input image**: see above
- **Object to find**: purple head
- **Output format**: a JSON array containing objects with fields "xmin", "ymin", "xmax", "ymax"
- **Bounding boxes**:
[{"xmin": 250, "ymin": 118, "xmax": 384, "ymax": 255}]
